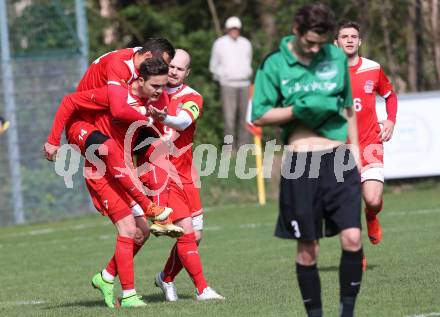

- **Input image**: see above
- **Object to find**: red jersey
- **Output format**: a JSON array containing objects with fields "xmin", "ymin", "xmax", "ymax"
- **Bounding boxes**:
[
  {"xmin": 349, "ymin": 57, "xmax": 393, "ymax": 167},
  {"xmin": 47, "ymin": 84, "xmax": 147, "ymax": 147},
  {"xmin": 143, "ymin": 84, "xmax": 202, "ymax": 185},
  {"xmin": 65, "ymin": 48, "xmax": 143, "ymax": 132},
  {"xmin": 167, "ymin": 84, "xmax": 203, "ymax": 184}
]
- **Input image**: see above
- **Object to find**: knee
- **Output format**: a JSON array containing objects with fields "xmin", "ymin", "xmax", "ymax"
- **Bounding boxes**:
[
  {"xmin": 121, "ymin": 223, "xmax": 137, "ymax": 238},
  {"xmin": 296, "ymin": 241, "xmax": 319, "ymax": 265},
  {"xmin": 340, "ymin": 229, "xmax": 362, "ymax": 251},
  {"xmin": 364, "ymin": 194, "xmax": 382, "ymax": 212}
]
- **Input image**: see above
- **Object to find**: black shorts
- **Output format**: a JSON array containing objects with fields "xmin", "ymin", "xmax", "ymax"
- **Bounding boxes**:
[{"xmin": 275, "ymin": 146, "xmax": 361, "ymax": 241}]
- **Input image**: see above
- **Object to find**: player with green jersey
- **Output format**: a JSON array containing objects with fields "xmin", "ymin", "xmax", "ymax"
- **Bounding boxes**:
[{"xmin": 252, "ymin": 3, "xmax": 363, "ymax": 317}]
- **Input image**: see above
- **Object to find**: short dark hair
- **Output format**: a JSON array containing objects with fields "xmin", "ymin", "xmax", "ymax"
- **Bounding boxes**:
[
  {"xmin": 294, "ymin": 3, "xmax": 335, "ymax": 36},
  {"xmin": 139, "ymin": 57, "xmax": 169, "ymax": 80},
  {"xmin": 335, "ymin": 20, "xmax": 361, "ymax": 39},
  {"xmin": 139, "ymin": 38, "xmax": 175, "ymax": 59}
]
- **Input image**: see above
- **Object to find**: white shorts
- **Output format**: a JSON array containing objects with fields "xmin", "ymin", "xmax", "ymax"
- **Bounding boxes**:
[
  {"xmin": 192, "ymin": 214, "xmax": 204, "ymax": 231},
  {"xmin": 361, "ymin": 167, "xmax": 384, "ymax": 183}
]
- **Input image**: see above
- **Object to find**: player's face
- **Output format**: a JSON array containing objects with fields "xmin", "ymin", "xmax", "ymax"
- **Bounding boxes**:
[
  {"xmin": 167, "ymin": 54, "xmax": 190, "ymax": 87},
  {"xmin": 335, "ymin": 27, "xmax": 361, "ymax": 57},
  {"xmin": 294, "ymin": 30, "xmax": 329, "ymax": 59},
  {"xmin": 138, "ymin": 74, "xmax": 168, "ymax": 101}
]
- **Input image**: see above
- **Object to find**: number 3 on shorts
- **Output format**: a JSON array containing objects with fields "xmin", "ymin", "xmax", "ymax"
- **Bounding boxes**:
[{"xmin": 290, "ymin": 220, "xmax": 301, "ymax": 238}]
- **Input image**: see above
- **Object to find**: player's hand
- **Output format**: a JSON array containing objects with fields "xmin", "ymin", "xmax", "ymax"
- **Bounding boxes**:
[
  {"xmin": 348, "ymin": 143, "xmax": 362, "ymax": 173},
  {"xmin": 149, "ymin": 105, "xmax": 167, "ymax": 122},
  {"xmin": 132, "ymin": 106, "xmax": 147, "ymax": 115},
  {"xmin": 43, "ymin": 142, "xmax": 59, "ymax": 161},
  {"xmin": 379, "ymin": 120, "xmax": 395, "ymax": 142}
]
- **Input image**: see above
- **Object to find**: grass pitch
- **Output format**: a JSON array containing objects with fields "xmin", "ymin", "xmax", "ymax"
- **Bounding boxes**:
[{"xmin": 0, "ymin": 183, "xmax": 439, "ymax": 317}]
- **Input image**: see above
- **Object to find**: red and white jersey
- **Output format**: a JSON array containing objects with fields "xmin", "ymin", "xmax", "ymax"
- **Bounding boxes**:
[
  {"xmin": 144, "ymin": 84, "xmax": 203, "ymax": 185},
  {"xmin": 47, "ymin": 84, "xmax": 147, "ymax": 147},
  {"xmin": 77, "ymin": 47, "xmax": 141, "ymax": 91},
  {"xmin": 167, "ymin": 84, "xmax": 203, "ymax": 184},
  {"xmin": 93, "ymin": 85, "xmax": 147, "ymax": 151},
  {"xmin": 66, "ymin": 48, "xmax": 141, "ymax": 129},
  {"xmin": 349, "ymin": 57, "xmax": 393, "ymax": 146}
]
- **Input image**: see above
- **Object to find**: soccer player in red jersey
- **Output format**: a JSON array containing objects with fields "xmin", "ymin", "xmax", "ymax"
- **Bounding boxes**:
[
  {"xmin": 44, "ymin": 39, "xmax": 175, "ymax": 220},
  {"xmin": 46, "ymin": 58, "xmax": 172, "ymax": 307},
  {"xmin": 142, "ymin": 49, "xmax": 224, "ymax": 301},
  {"xmin": 335, "ymin": 21, "xmax": 398, "ymax": 246}
]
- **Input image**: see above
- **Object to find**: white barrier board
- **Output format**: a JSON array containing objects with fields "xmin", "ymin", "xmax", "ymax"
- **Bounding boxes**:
[{"xmin": 376, "ymin": 91, "xmax": 440, "ymax": 179}]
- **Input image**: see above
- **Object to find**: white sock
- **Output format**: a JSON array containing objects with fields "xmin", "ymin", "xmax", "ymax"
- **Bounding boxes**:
[
  {"xmin": 122, "ymin": 289, "xmax": 137, "ymax": 298},
  {"xmin": 101, "ymin": 269, "xmax": 115, "ymax": 283}
]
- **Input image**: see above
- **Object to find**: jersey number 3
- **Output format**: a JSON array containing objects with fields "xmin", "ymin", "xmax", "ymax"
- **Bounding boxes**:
[{"xmin": 291, "ymin": 220, "xmax": 301, "ymax": 238}]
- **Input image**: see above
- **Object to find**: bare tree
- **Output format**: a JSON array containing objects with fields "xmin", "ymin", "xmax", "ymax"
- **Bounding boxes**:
[
  {"xmin": 380, "ymin": 0, "xmax": 400, "ymax": 88},
  {"xmin": 407, "ymin": 0, "xmax": 425, "ymax": 91},
  {"xmin": 430, "ymin": 0, "xmax": 440, "ymax": 85},
  {"xmin": 258, "ymin": 0, "xmax": 278, "ymax": 50}
]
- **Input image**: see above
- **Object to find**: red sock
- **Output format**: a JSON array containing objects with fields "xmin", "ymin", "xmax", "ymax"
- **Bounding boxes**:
[
  {"xmin": 163, "ymin": 243, "xmax": 183, "ymax": 283},
  {"xmin": 105, "ymin": 240, "xmax": 143, "ymax": 277},
  {"xmin": 175, "ymin": 233, "xmax": 207, "ymax": 294},
  {"xmin": 366, "ymin": 200, "xmax": 383, "ymax": 219},
  {"xmin": 114, "ymin": 235, "xmax": 135, "ymax": 290},
  {"xmin": 100, "ymin": 139, "xmax": 152, "ymax": 211}
]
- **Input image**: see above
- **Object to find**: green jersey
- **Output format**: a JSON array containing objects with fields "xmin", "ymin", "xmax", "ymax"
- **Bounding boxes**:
[{"xmin": 252, "ymin": 35, "xmax": 353, "ymax": 143}]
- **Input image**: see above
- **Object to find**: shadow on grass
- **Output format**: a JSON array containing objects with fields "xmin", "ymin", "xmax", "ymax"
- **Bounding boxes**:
[
  {"xmin": 141, "ymin": 293, "xmax": 193, "ymax": 303},
  {"xmin": 44, "ymin": 299, "xmax": 104, "ymax": 309},
  {"xmin": 319, "ymin": 264, "xmax": 378, "ymax": 272}
]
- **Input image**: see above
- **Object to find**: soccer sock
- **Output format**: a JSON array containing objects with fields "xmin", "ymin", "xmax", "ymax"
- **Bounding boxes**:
[
  {"xmin": 102, "ymin": 269, "xmax": 115, "ymax": 283},
  {"xmin": 105, "ymin": 239, "xmax": 144, "ymax": 277},
  {"xmin": 339, "ymin": 248, "xmax": 363, "ymax": 317},
  {"xmin": 366, "ymin": 200, "xmax": 383, "ymax": 219},
  {"xmin": 175, "ymin": 233, "xmax": 207, "ymax": 294},
  {"xmin": 163, "ymin": 243, "xmax": 184, "ymax": 283},
  {"xmin": 100, "ymin": 139, "xmax": 152, "ymax": 212},
  {"xmin": 114, "ymin": 235, "xmax": 135, "ymax": 290},
  {"xmin": 296, "ymin": 263, "xmax": 322, "ymax": 317}
]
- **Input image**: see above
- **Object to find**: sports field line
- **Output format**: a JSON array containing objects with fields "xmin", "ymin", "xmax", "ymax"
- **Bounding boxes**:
[
  {"xmin": 405, "ymin": 312, "xmax": 440, "ymax": 317},
  {"xmin": 0, "ymin": 300, "xmax": 46, "ymax": 307},
  {"xmin": 0, "ymin": 206, "xmax": 438, "ymax": 240}
]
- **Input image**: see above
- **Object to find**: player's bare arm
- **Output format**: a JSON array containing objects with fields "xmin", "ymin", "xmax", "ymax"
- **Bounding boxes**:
[
  {"xmin": 252, "ymin": 106, "xmax": 294, "ymax": 126},
  {"xmin": 345, "ymin": 107, "xmax": 362, "ymax": 171},
  {"xmin": 43, "ymin": 142, "xmax": 60, "ymax": 161},
  {"xmin": 378, "ymin": 119, "xmax": 395, "ymax": 142}
]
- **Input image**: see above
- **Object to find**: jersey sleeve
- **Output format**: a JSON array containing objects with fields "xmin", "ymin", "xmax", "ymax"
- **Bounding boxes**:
[
  {"xmin": 377, "ymin": 67, "xmax": 393, "ymax": 98},
  {"xmin": 342, "ymin": 57, "xmax": 353, "ymax": 108},
  {"xmin": 251, "ymin": 58, "xmax": 281, "ymax": 121},
  {"xmin": 47, "ymin": 89, "xmax": 108, "ymax": 145},
  {"xmin": 107, "ymin": 83, "xmax": 149, "ymax": 122},
  {"xmin": 181, "ymin": 94, "xmax": 203, "ymax": 121},
  {"xmin": 106, "ymin": 58, "xmax": 131, "ymax": 85}
]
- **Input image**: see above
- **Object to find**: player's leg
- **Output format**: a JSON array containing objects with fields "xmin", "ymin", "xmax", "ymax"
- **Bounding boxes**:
[
  {"xmin": 339, "ymin": 228, "xmax": 363, "ymax": 317},
  {"xmin": 331, "ymin": 148, "xmax": 363, "ymax": 317},
  {"xmin": 101, "ymin": 207, "xmax": 151, "ymax": 282},
  {"xmin": 139, "ymin": 162, "xmax": 183, "ymax": 238},
  {"xmin": 296, "ymin": 240, "xmax": 322, "ymax": 317},
  {"xmin": 156, "ymin": 183, "xmax": 223, "ymax": 301},
  {"xmin": 67, "ymin": 121, "xmax": 171, "ymax": 220},
  {"xmin": 88, "ymin": 177, "xmax": 146, "ymax": 307},
  {"xmin": 362, "ymin": 174, "xmax": 384, "ymax": 244}
]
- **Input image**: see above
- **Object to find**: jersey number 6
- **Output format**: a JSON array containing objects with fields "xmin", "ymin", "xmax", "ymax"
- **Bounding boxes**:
[{"xmin": 353, "ymin": 98, "xmax": 362, "ymax": 112}]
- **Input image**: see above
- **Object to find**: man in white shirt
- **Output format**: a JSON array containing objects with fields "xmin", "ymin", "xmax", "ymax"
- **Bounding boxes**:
[{"xmin": 209, "ymin": 16, "xmax": 253, "ymax": 150}]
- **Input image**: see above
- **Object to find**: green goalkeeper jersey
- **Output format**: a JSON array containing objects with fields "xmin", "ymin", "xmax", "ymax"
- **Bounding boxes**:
[{"xmin": 252, "ymin": 35, "xmax": 353, "ymax": 143}]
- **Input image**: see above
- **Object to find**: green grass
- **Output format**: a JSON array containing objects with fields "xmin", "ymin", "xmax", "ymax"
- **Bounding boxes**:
[{"xmin": 0, "ymin": 184, "xmax": 439, "ymax": 317}]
